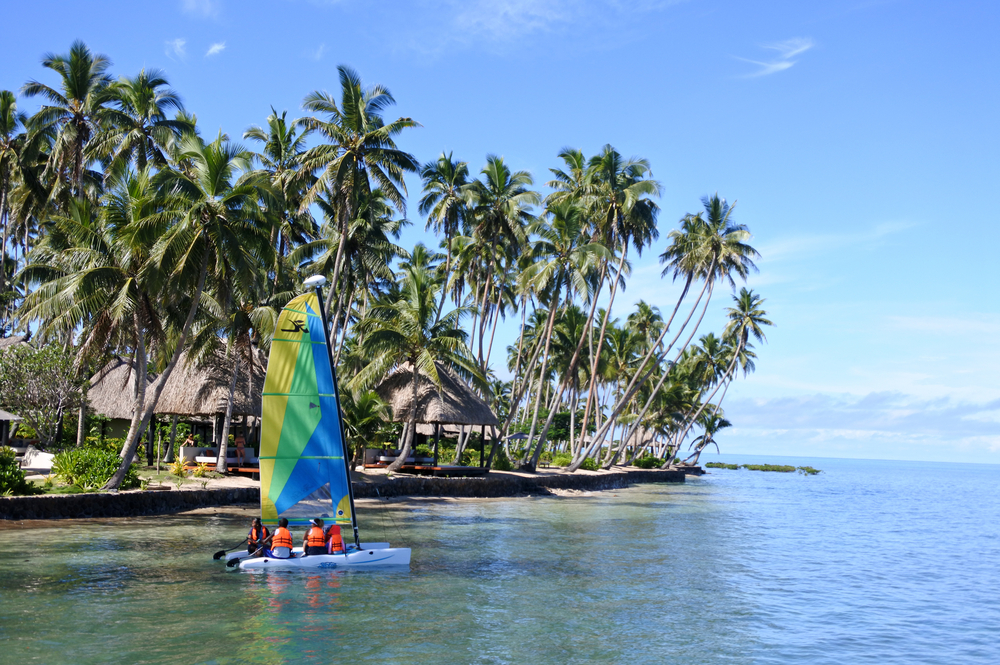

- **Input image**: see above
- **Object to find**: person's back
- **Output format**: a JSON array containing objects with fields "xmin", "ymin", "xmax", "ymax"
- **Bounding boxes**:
[
  {"xmin": 270, "ymin": 518, "xmax": 293, "ymax": 558},
  {"xmin": 303, "ymin": 519, "xmax": 328, "ymax": 556}
]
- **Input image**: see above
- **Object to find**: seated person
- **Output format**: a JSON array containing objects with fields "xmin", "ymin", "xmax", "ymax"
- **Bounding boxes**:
[
  {"xmin": 302, "ymin": 518, "xmax": 329, "ymax": 556},
  {"xmin": 267, "ymin": 518, "xmax": 294, "ymax": 559},
  {"xmin": 326, "ymin": 524, "xmax": 345, "ymax": 554},
  {"xmin": 247, "ymin": 517, "xmax": 271, "ymax": 556}
]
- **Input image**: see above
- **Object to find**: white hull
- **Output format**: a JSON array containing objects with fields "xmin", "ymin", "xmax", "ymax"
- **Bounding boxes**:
[
  {"xmin": 224, "ymin": 543, "xmax": 389, "ymax": 563},
  {"xmin": 239, "ymin": 546, "xmax": 410, "ymax": 570}
]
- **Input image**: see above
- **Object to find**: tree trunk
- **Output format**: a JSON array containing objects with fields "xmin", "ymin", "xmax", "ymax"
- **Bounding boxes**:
[
  {"xmin": 163, "ymin": 414, "xmax": 179, "ymax": 463},
  {"xmin": 216, "ymin": 352, "xmax": 240, "ymax": 473},
  {"xmin": 386, "ymin": 366, "xmax": 419, "ymax": 473},
  {"xmin": 76, "ymin": 403, "xmax": 86, "ymax": 447},
  {"xmin": 103, "ymin": 253, "xmax": 209, "ymax": 490}
]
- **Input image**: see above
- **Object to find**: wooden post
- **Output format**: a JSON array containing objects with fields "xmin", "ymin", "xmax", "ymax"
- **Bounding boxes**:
[
  {"xmin": 146, "ymin": 416, "xmax": 154, "ymax": 466},
  {"xmin": 485, "ymin": 426, "xmax": 500, "ymax": 471},
  {"xmin": 479, "ymin": 425, "xmax": 486, "ymax": 467},
  {"xmin": 433, "ymin": 423, "xmax": 441, "ymax": 467},
  {"xmin": 1, "ymin": 421, "xmax": 8, "ymax": 447}
]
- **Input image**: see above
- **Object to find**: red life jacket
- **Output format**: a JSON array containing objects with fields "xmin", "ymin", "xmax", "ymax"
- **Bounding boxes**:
[
  {"xmin": 305, "ymin": 526, "xmax": 327, "ymax": 548},
  {"xmin": 326, "ymin": 525, "xmax": 344, "ymax": 554},
  {"xmin": 271, "ymin": 527, "xmax": 293, "ymax": 549}
]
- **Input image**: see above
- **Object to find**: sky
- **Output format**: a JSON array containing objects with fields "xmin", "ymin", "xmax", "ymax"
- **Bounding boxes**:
[{"xmin": 2, "ymin": 0, "xmax": 998, "ymax": 463}]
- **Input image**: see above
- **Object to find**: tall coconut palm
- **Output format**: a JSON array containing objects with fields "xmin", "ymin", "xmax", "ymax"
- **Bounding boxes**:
[
  {"xmin": 98, "ymin": 133, "xmax": 274, "ymax": 489},
  {"xmin": 0, "ymin": 91, "xmax": 28, "ymax": 300},
  {"xmin": 350, "ymin": 262, "xmax": 476, "ymax": 473},
  {"xmin": 21, "ymin": 40, "xmax": 114, "ymax": 197},
  {"xmin": 91, "ymin": 69, "xmax": 188, "ymax": 174},
  {"xmin": 419, "ymin": 152, "xmax": 470, "ymax": 322},
  {"xmin": 299, "ymin": 65, "xmax": 418, "ymax": 307}
]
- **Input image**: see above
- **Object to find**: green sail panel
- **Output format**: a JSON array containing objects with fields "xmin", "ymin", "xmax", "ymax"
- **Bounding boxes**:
[{"xmin": 259, "ymin": 292, "xmax": 352, "ymax": 528}]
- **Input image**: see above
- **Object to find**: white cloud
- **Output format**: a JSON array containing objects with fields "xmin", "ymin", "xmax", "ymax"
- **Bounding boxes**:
[
  {"xmin": 182, "ymin": 0, "xmax": 220, "ymax": 17},
  {"xmin": 165, "ymin": 38, "xmax": 187, "ymax": 59},
  {"xmin": 738, "ymin": 37, "xmax": 814, "ymax": 78},
  {"xmin": 206, "ymin": 42, "xmax": 226, "ymax": 57}
]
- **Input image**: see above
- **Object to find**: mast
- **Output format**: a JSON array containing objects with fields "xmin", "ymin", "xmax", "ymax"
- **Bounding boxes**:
[{"xmin": 307, "ymin": 276, "xmax": 361, "ymax": 549}]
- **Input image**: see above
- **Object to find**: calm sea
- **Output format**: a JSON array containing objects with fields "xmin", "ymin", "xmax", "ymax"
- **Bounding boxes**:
[{"xmin": 0, "ymin": 455, "xmax": 997, "ymax": 664}]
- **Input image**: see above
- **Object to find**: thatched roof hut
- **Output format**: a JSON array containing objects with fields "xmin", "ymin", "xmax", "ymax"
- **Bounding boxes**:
[
  {"xmin": 147, "ymin": 348, "xmax": 266, "ymax": 417},
  {"xmin": 624, "ymin": 426, "xmax": 657, "ymax": 449},
  {"xmin": 0, "ymin": 335, "xmax": 28, "ymax": 351},
  {"xmin": 87, "ymin": 358, "xmax": 153, "ymax": 420},
  {"xmin": 374, "ymin": 362, "xmax": 498, "ymax": 427}
]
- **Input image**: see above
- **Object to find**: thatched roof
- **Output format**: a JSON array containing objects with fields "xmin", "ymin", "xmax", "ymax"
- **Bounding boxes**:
[
  {"xmin": 87, "ymin": 358, "xmax": 154, "ymax": 420},
  {"xmin": 0, "ymin": 409, "xmax": 21, "ymax": 422},
  {"xmin": 375, "ymin": 362, "xmax": 498, "ymax": 427},
  {"xmin": 415, "ymin": 422, "xmax": 489, "ymax": 437},
  {"xmin": 0, "ymin": 335, "xmax": 28, "ymax": 351},
  {"xmin": 625, "ymin": 426, "xmax": 657, "ymax": 448},
  {"xmin": 147, "ymin": 348, "xmax": 266, "ymax": 417}
]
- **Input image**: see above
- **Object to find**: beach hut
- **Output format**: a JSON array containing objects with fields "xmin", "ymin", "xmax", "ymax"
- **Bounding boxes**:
[
  {"xmin": 0, "ymin": 408, "xmax": 21, "ymax": 448},
  {"xmin": 147, "ymin": 348, "xmax": 266, "ymax": 463},
  {"xmin": 373, "ymin": 362, "xmax": 499, "ymax": 473},
  {"xmin": 0, "ymin": 335, "xmax": 28, "ymax": 351},
  {"xmin": 86, "ymin": 358, "xmax": 153, "ymax": 435}
]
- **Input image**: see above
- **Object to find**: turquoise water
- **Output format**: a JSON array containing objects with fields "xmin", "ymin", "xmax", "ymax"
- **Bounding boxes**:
[{"xmin": 1, "ymin": 456, "xmax": 998, "ymax": 664}]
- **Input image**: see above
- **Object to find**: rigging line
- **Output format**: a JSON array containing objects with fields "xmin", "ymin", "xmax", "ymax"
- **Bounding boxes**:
[{"xmin": 374, "ymin": 486, "xmax": 405, "ymax": 545}]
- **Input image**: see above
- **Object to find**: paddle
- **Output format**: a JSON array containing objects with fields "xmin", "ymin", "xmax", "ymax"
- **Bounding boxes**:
[
  {"xmin": 227, "ymin": 546, "xmax": 264, "ymax": 568},
  {"xmin": 212, "ymin": 538, "xmax": 248, "ymax": 560}
]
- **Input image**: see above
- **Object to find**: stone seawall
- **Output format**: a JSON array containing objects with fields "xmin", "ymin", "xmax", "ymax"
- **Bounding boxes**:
[{"xmin": 0, "ymin": 468, "xmax": 684, "ymax": 520}]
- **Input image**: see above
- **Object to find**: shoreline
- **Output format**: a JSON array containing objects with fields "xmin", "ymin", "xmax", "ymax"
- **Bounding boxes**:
[{"xmin": 0, "ymin": 467, "xmax": 687, "ymax": 521}]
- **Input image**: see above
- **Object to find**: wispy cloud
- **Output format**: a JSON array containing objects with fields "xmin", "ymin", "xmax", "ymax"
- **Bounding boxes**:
[
  {"xmin": 165, "ymin": 38, "xmax": 187, "ymax": 60},
  {"xmin": 721, "ymin": 392, "xmax": 1000, "ymax": 461},
  {"xmin": 756, "ymin": 221, "xmax": 916, "ymax": 263},
  {"xmin": 307, "ymin": 43, "xmax": 326, "ymax": 61},
  {"xmin": 737, "ymin": 37, "xmax": 814, "ymax": 78},
  {"xmin": 181, "ymin": 0, "xmax": 220, "ymax": 18},
  {"xmin": 205, "ymin": 42, "xmax": 226, "ymax": 57}
]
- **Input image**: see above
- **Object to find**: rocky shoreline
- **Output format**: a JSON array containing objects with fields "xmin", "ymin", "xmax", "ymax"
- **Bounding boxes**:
[{"xmin": 0, "ymin": 467, "xmax": 687, "ymax": 521}]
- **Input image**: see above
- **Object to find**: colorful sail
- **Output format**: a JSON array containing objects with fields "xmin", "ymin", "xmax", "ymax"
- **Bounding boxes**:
[{"xmin": 259, "ymin": 292, "xmax": 352, "ymax": 528}]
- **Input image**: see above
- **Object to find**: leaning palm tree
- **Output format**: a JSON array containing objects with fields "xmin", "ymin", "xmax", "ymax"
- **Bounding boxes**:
[
  {"xmin": 21, "ymin": 40, "xmax": 114, "ymax": 198},
  {"xmin": 350, "ymin": 262, "xmax": 475, "ymax": 473},
  {"xmin": 685, "ymin": 410, "xmax": 732, "ymax": 466}
]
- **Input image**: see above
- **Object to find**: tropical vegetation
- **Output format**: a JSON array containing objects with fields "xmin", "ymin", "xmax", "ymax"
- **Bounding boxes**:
[{"xmin": 0, "ymin": 41, "xmax": 774, "ymax": 488}]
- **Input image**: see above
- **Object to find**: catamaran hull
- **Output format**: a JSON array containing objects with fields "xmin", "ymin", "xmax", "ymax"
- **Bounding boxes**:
[
  {"xmin": 238, "ymin": 547, "xmax": 411, "ymax": 570},
  {"xmin": 224, "ymin": 543, "xmax": 390, "ymax": 563}
]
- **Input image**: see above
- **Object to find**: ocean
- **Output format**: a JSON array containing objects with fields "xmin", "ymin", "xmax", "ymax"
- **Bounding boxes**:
[{"xmin": 0, "ymin": 455, "xmax": 997, "ymax": 664}]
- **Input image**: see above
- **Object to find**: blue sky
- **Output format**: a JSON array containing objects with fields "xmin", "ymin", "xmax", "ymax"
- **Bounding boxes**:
[{"xmin": 2, "ymin": 0, "xmax": 998, "ymax": 463}]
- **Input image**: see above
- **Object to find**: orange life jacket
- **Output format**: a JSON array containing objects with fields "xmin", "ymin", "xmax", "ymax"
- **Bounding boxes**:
[
  {"xmin": 305, "ymin": 526, "xmax": 327, "ymax": 548},
  {"xmin": 326, "ymin": 526, "xmax": 344, "ymax": 554},
  {"xmin": 271, "ymin": 527, "xmax": 293, "ymax": 549},
  {"xmin": 248, "ymin": 525, "xmax": 270, "ymax": 543}
]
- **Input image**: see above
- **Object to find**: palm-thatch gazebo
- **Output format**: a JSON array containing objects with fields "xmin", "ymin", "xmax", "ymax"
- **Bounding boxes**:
[
  {"xmin": 147, "ymin": 348, "xmax": 266, "ymax": 456},
  {"xmin": 374, "ymin": 361, "xmax": 499, "ymax": 474},
  {"xmin": 0, "ymin": 408, "xmax": 21, "ymax": 448}
]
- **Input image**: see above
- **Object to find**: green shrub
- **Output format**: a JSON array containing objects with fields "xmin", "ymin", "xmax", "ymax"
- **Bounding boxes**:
[
  {"xmin": 83, "ymin": 436, "xmax": 125, "ymax": 455},
  {"xmin": 0, "ymin": 447, "xmax": 42, "ymax": 496},
  {"xmin": 634, "ymin": 456, "xmax": 664, "ymax": 469},
  {"xmin": 551, "ymin": 453, "xmax": 573, "ymax": 467},
  {"xmin": 52, "ymin": 448, "xmax": 139, "ymax": 490},
  {"xmin": 169, "ymin": 456, "xmax": 187, "ymax": 478},
  {"xmin": 193, "ymin": 461, "xmax": 210, "ymax": 478},
  {"xmin": 579, "ymin": 457, "xmax": 599, "ymax": 471},
  {"xmin": 705, "ymin": 462, "xmax": 740, "ymax": 470},
  {"xmin": 741, "ymin": 464, "xmax": 796, "ymax": 473},
  {"xmin": 797, "ymin": 466, "xmax": 822, "ymax": 475},
  {"xmin": 491, "ymin": 446, "xmax": 515, "ymax": 472}
]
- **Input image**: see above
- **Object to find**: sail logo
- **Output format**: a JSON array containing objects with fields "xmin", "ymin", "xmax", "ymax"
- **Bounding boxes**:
[{"xmin": 281, "ymin": 319, "xmax": 308, "ymax": 334}]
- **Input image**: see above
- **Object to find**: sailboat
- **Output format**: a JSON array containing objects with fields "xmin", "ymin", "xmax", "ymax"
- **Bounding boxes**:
[{"xmin": 235, "ymin": 277, "xmax": 410, "ymax": 570}]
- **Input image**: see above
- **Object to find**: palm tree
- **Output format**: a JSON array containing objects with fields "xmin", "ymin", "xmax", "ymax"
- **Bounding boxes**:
[
  {"xmin": 350, "ymin": 262, "xmax": 475, "ymax": 473},
  {"xmin": 21, "ymin": 40, "xmax": 114, "ymax": 197},
  {"xmin": 339, "ymin": 389, "xmax": 392, "ymax": 468},
  {"xmin": 98, "ymin": 133, "xmax": 274, "ymax": 488},
  {"xmin": 419, "ymin": 152, "xmax": 470, "ymax": 321},
  {"xmin": 686, "ymin": 410, "xmax": 732, "ymax": 466},
  {"xmin": 299, "ymin": 66, "xmax": 419, "ymax": 308},
  {"xmin": 0, "ymin": 91, "xmax": 28, "ymax": 301},
  {"xmin": 91, "ymin": 69, "xmax": 188, "ymax": 174}
]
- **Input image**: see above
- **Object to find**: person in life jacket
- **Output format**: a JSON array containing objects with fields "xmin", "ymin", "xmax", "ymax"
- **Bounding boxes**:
[
  {"xmin": 269, "ymin": 518, "xmax": 294, "ymax": 559},
  {"xmin": 303, "ymin": 518, "xmax": 328, "ymax": 556},
  {"xmin": 247, "ymin": 518, "xmax": 271, "ymax": 556},
  {"xmin": 326, "ymin": 524, "xmax": 345, "ymax": 554}
]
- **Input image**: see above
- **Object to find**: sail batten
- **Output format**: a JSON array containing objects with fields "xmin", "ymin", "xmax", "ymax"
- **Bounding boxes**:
[{"xmin": 259, "ymin": 293, "xmax": 352, "ymax": 527}]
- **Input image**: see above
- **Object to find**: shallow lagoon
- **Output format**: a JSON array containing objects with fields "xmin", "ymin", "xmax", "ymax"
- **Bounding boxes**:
[{"xmin": 1, "ymin": 456, "xmax": 998, "ymax": 664}]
